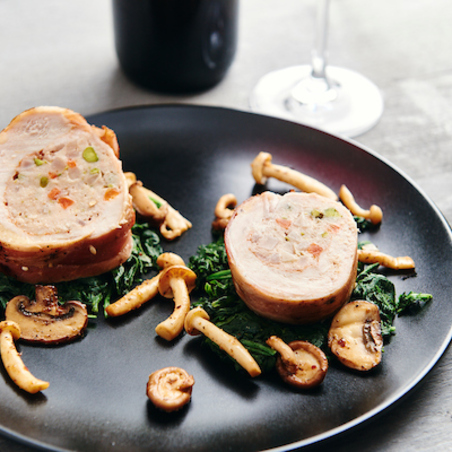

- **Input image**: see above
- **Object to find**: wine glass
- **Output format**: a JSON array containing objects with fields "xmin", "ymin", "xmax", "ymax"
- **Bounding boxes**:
[{"xmin": 250, "ymin": 0, "xmax": 383, "ymax": 138}]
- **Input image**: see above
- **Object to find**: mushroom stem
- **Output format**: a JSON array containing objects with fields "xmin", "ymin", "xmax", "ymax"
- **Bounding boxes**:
[
  {"xmin": 358, "ymin": 249, "xmax": 415, "ymax": 270},
  {"xmin": 251, "ymin": 152, "xmax": 337, "ymax": 200},
  {"xmin": 155, "ymin": 278, "xmax": 191, "ymax": 341},
  {"xmin": 106, "ymin": 276, "xmax": 159, "ymax": 317},
  {"xmin": 106, "ymin": 252, "xmax": 185, "ymax": 317},
  {"xmin": 266, "ymin": 335, "xmax": 298, "ymax": 373},
  {"xmin": 0, "ymin": 321, "xmax": 49, "ymax": 393},
  {"xmin": 339, "ymin": 185, "xmax": 383, "ymax": 224},
  {"xmin": 184, "ymin": 307, "xmax": 261, "ymax": 377}
]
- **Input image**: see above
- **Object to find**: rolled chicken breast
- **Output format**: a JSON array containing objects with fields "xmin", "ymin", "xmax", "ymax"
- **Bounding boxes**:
[
  {"xmin": 224, "ymin": 191, "xmax": 358, "ymax": 324},
  {"xmin": 0, "ymin": 107, "xmax": 135, "ymax": 283}
]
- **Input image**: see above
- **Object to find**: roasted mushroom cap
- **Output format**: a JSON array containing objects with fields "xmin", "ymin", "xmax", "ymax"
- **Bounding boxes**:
[
  {"xmin": 147, "ymin": 366, "xmax": 195, "ymax": 412},
  {"xmin": 155, "ymin": 265, "xmax": 197, "ymax": 341},
  {"xmin": 5, "ymin": 285, "xmax": 88, "ymax": 345},
  {"xmin": 106, "ymin": 252, "xmax": 186, "ymax": 318},
  {"xmin": 158, "ymin": 265, "xmax": 197, "ymax": 299},
  {"xmin": 328, "ymin": 300, "xmax": 383, "ymax": 371},
  {"xmin": 267, "ymin": 336, "xmax": 328, "ymax": 389}
]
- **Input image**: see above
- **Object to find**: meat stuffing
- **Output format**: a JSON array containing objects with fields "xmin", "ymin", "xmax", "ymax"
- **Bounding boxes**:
[
  {"xmin": 224, "ymin": 191, "xmax": 358, "ymax": 324},
  {"xmin": 0, "ymin": 107, "xmax": 135, "ymax": 283}
]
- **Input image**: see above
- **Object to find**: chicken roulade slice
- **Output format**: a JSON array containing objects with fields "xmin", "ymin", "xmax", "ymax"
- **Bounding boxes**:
[
  {"xmin": 0, "ymin": 106, "xmax": 135, "ymax": 283},
  {"xmin": 225, "ymin": 191, "xmax": 358, "ymax": 324}
]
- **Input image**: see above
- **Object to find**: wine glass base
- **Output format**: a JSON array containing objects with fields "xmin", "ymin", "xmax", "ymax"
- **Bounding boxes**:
[{"xmin": 250, "ymin": 65, "xmax": 384, "ymax": 138}]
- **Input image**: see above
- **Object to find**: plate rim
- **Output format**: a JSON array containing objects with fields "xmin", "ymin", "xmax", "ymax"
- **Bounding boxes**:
[{"xmin": 1, "ymin": 103, "xmax": 451, "ymax": 452}]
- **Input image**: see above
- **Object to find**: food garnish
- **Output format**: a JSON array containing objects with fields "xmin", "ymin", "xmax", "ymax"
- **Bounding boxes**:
[
  {"xmin": 251, "ymin": 151, "xmax": 338, "ymax": 200},
  {"xmin": 212, "ymin": 193, "xmax": 237, "ymax": 231},
  {"xmin": 129, "ymin": 180, "xmax": 169, "ymax": 222},
  {"xmin": 351, "ymin": 261, "xmax": 432, "ymax": 337},
  {"xmin": 266, "ymin": 336, "xmax": 328, "ymax": 388},
  {"xmin": 156, "ymin": 265, "xmax": 197, "ymax": 341},
  {"xmin": 106, "ymin": 252, "xmax": 185, "ymax": 317},
  {"xmin": 339, "ymin": 184, "xmax": 383, "ymax": 225},
  {"xmin": 5, "ymin": 285, "xmax": 88, "ymax": 345},
  {"xmin": 185, "ymin": 306, "xmax": 261, "ymax": 377},
  {"xmin": 357, "ymin": 242, "xmax": 415, "ymax": 270},
  {"xmin": 147, "ymin": 366, "xmax": 195, "ymax": 412},
  {"xmin": 0, "ymin": 320, "xmax": 49, "ymax": 393},
  {"xmin": 328, "ymin": 300, "xmax": 383, "ymax": 371},
  {"xmin": 126, "ymin": 172, "xmax": 192, "ymax": 240}
]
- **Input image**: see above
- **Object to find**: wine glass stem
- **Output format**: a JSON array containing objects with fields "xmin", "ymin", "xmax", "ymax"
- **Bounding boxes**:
[
  {"xmin": 290, "ymin": 0, "xmax": 336, "ymax": 104},
  {"xmin": 311, "ymin": 0, "xmax": 330, "ymax": 80}
]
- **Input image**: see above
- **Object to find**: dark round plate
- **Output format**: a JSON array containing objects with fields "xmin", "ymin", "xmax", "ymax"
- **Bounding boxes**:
[{"xmin": 1, "ymin": 105, "xmax": 451, "ymax": 452}]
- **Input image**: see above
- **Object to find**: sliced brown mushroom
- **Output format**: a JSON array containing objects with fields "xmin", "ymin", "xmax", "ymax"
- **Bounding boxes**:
[
  {"xmin": 5, "ymin": 285, "xmax": 88, "ymax": 345},
  {"xmin": 251, "ymin": 151, "xmax": 338, "ymax": 200},
  {"xmin": 266, "ymin": 336, "xmax": 328, "ymax": 388},
  {"xmin": 146, "ymin": 366, "xmax": 195, "ymax": 412},
  {"xmin": 156, "ymin": 265, "xmax": 197, "ymax": 341},
  {"xmin": 184, "ymin": 307, "xmax": 262, "ymax": 377},
  {"xmin": 106, "ymin": 252, "xmax": 185, "ymax": 317},
  {"xmin": 0, "ymin": 320, "xmax": 49, "ymax": 393},
  {"xmin": 328, "ymin": 300, "xmax": 383, "ymax": 371}
]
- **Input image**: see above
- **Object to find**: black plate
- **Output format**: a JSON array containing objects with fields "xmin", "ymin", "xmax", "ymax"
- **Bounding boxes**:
[{"xmin": 1, "ymin": 105, "xmax": 452, "ymax": 452}]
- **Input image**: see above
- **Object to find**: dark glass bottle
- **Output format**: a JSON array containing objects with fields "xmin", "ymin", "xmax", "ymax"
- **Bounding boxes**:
[{"xmin": 112, "ymin": 0, "xmax": 239, "ymax": 93}]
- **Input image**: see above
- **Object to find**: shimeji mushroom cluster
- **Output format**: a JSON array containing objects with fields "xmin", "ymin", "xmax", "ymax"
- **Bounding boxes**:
[{"xmin": 106, "ymin": 251, "xmax": 263, "ymax": 411}]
